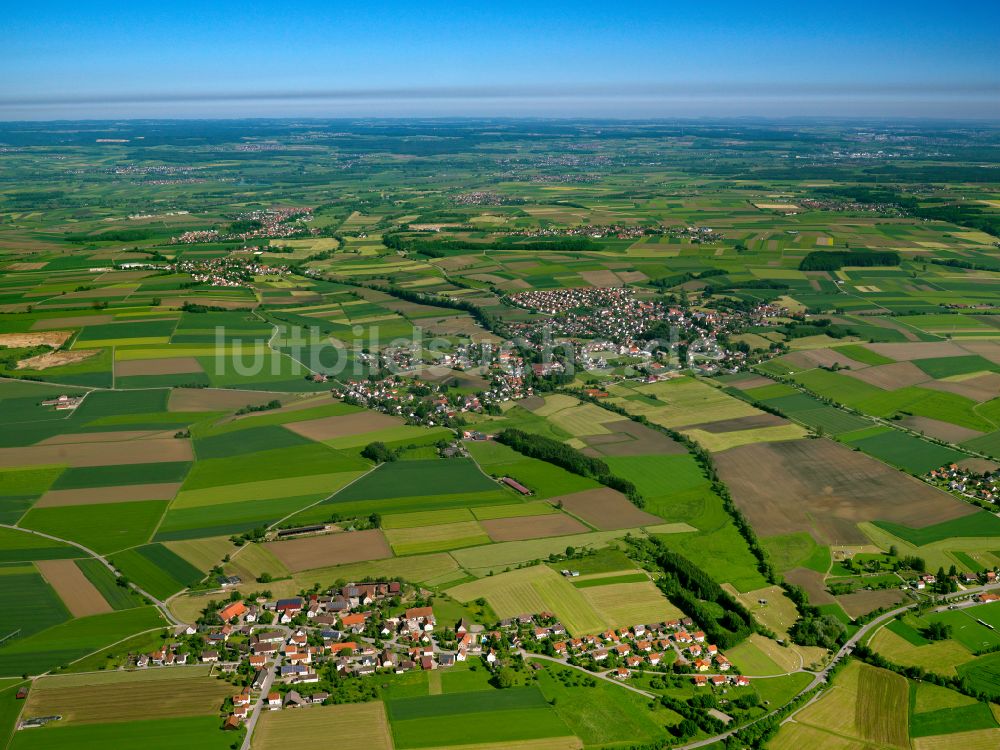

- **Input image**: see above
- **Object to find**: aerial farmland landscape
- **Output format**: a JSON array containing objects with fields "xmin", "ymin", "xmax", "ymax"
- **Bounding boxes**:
[{"xmin": 2, "ymin": 3, "xmax": 1000, "ymax": 750}]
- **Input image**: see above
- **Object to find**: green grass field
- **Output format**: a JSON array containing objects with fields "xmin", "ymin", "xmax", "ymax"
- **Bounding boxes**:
[
  {"xmin": 0, "ymin": 606, "xmax": 165, "ymax": 677},
  {"xmin": 874, "ymin": 512, "xmax": 1000, "ymax": 546},
  {"xmin": 8, "ymin": 715, "xmax": 232, "ymax": 750},
  {"xmin": 0, "ymin": 564, "xmax": 70, "ymax": 641},
  {"xmin": 20, "ymin": 500, "xmax": 167, "ymax": 555},
  {"xmin": 111, "ymin": 544, "xmax": 204, "ymax": 599},
  {"xmin": 74, "ymin": 558, "xmax": 144, "ymax": 610},
  {"xmin": 387, "ymin": 687, "xmax": 573, "ymax": 748}
]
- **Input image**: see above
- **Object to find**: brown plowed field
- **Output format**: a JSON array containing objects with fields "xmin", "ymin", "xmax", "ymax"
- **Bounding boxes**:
[
  {"xmin": 481, "ymin": 513, "xmax": 589, "ymax": 542},
  {"xmin": 898, "ymin": 416, "xmax": 983, "ymax": 443},
  {"xmin": 0, "ymin": 438, "xmax": 192, "ymax": 468},
  {"xmin": 784, "ymin": 349, "xmax": 869, "ymax": 370},
  {"xmin": 286, "ymin": 411, "xmax": 402, "ymax": 441},
  {"xmin": 583, "ymin": 420, "xmax": 686, "ymax": 456},
  {"xmin": 923, "ymin": 372, "xmax": 1000, "ymax": 402},
  {"xmin": 35, "ymin": 483, "xmax": 181, "ymax": 507},
  {"xmin": 866, "ymin": 342, "xmax": 969, "ymax": 360},
  {"xmin": 38, "ymin": 430, "xmax": 167, "ymax": 445},
  {"xmin": 783, "ymin": 567, "xmax": 835, "ymax": 605},
  {"xmin": 692, "ymin": 413, "xmax": 788, "ymax": 433},
  {"xmin": 265, "ymin": 529, "xmax": 392, "ymax": 572},
  {"xmin": 842, "ymin": 362, "xmax": 930, "ymax": 389},
  {"xmin": 31, "ymin": 315, "xmax": 114, "ymax": 330},
  {"xmin": 115, "ymin": 357, "xmax": 203, "ymax": 376},
  {"xmin": 36, "ymin": 559, "xmax": 111, "ymax": 617},
  {"xmin": 715, "ymin": 439, "xmax": 975, "ymax": 545},
  {"xmin": 837, "ymin": 589, "xmax": 907, "ymax": 619},
  {"xmin": 167, "ymin": 388, "xmax": 288, "ymax": 412},
  {"xmin": 553, "ymin": 487, "xmax": 663, "ymax": 530}
]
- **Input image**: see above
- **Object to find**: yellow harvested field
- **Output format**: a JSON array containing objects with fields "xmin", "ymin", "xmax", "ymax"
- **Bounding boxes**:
[
  {"xmin": 793, "ymin": 661, "xmax": 908, "ymax": 749},
  {"xmin": 36, "ymin": 559, "xmax": 111, "ymax": 617},
  {"xmin": 24, "ymin": 669, "xmax": 231, "ymax": 725},
  {"xmin": 622, "ymin": 377, "xmax": 761, "ymax": 428},
  {"xmin": 868, "ymin": 627, "xmax": 975, "ymax": 676},
  {"xmin": 227, "ymin": 542, "xmax": 290, "ymax": 581},
  {"xmin": 448, "ymin": 564, "xmax": 606, "ymax": 635},
  {"xmin": 769, "ymin": 722, "xmax": 869, "ymax": 750},
  {"xmin": 418, "ymin": 740, "xmax": 583, "ymax": 750},
  {"xmin": 253, "ymin": 700, "xmax": 392, "ymax": 750},
  {"xmin": 724, "ymin": 584, "xmax": 799, "ymax": 638},
  {"xmin": 578, "ymin": 581, "xmax": 683, "ymax": 629},
  {"xmin": 682, "ymin": 424, "xmax": 807, "ymax": 453},
  {"xmin": 530, "ymin": 394, "xmax": 582, "ymax": 417},
  {"xmin": 753, "ymin": 203, "xmax": 800, "ymax": 210},
  {"xmin": 384, "ymin": 520, "xmax": 490, "ymax": 554},
  {"xmin": 914, "ymin": 728, "xmax": 1000, "ymax": 750},
  {"xmin": 164, "ymin": 536, "xmax": 238, "ymax": 572}
]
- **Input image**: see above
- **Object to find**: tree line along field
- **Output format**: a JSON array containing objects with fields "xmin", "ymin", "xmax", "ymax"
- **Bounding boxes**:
[{"xmin": 2, "ymin": 119, "xmax": 1000, "ymax": 749}]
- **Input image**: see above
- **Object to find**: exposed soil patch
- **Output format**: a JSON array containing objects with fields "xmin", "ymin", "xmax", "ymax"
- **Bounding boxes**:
[
  {"xmin": 842, "ymin": 362, "xmax": 930, "ymax": 389},
  {"xmin": 481, "ymin": 513, "xmax": 589, "ymax": 542},
  {"xmin": 898, "ymin": 416, "xmax": 984, "ymax": 444},
  {"xmin": 583, "ymin": 420, "xmax": 686, "ymax": 456},
  {"xmin": 286, "ymin": 411, "xmax": 403, "ymax": 441},
  {"xmin": 35, "ymin": 483, "xmax": 182, "ymax": 507},
  {"xmin": 784, "ymin": 349, "xmax": 870, "ymax": 371},
  {"xmin": 17, "ymin": 349, "xmax": 100, "ymax": 370},
  {"xmin": 167, "ymin": 388, "xmax": 289, "ymax": 412},
  {"xmin": 922, "ymin": 372, "xmax": 1000, "ymax": 402},
  {"xmin": 115, "ymin": 357, "xmax": 203, "ymax": 376},
  {"xmin": 265, "ymin": 529, "xmax": 392, "ymax": 572},
  {"xmin": 552, "ymin": 487, "xmax": 663, "ymax": 530},
  {"xmin": 36, "ymin": 559, "xmax": 112, "ymax": 617},
  {"xmin": 836, "ymin": 588, "xmax": 907, "ymax": 619},
  {"xmin": 0, "ymin": 331, "xmax": 72, "ymax": 348},
  {"xmin": 866, "ymin": 342, "xmax": 970, "ymax": 360},
  {"xmin": 691, "ymin": 413, "xmax": 788, "ymax": 434},
  {"xmin": 0, "ymin": 438, "xmax": 193, "ymax": 468},
  {"xmin": 783, "ymin": 567, "xmax": 835, "ymax": 605},
  {"xmin": 714, "ymin": 439, "xmax": 975, "ymax": 545}
]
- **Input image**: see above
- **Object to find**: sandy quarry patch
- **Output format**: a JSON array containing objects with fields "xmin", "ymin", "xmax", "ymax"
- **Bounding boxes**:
[
  {"xmin": 0, "ymin": 331, "xmax": 72, "ymax": 348},
  {"xmin": 17, "ymin": 349, "xmax": 100, "ymax": 370},
  {"xmin": 35, "ymin": 483, "xmax": 182, "ymax": 508},
  {"xmin": 36, "ymin": 559, "xmax": 112, "ymax": 617}
]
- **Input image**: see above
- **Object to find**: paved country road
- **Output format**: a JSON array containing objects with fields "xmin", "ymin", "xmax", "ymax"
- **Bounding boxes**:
[{"xmin": 675, "ymin": 580, "xmax": 1000, "ymax": 750}]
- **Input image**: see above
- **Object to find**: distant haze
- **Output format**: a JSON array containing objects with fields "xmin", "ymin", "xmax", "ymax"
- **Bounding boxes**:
[{"xmin": 2, "ymin": 2, "xmax": 998, "ymax": 120}]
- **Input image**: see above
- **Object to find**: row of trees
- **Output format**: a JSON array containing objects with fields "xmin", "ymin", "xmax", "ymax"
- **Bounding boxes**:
[
  {"xmin": 494, "ymin": 428, "xmax": 644, "ymax": 507},
  {"xmin": 799, "ymin": 250, "xmax": 900, "ymax": 271}
]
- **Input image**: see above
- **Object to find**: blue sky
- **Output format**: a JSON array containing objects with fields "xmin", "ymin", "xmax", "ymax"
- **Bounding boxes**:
[{"xmin": 2, "ymin": 2, "xmax": 998, "ymax": 119}]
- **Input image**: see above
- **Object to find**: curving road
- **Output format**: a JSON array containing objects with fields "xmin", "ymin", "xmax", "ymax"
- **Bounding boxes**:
[{"xmin": 1, "ymin": 523, "xmax": 183, "ymax": 628}]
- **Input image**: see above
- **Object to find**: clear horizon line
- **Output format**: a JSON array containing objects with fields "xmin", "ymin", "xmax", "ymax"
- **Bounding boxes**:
[{"xmin": 2, "ymin": 81, "xmax": 999, "ymax": 108}]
